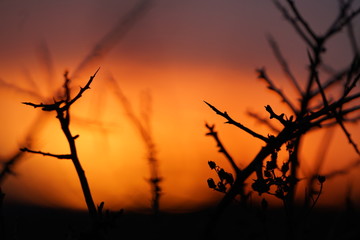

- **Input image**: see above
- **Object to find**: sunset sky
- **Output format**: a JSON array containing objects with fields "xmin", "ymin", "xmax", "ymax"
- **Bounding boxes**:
[{"xmin": 0, "ymin": 0, "xmax": 359, "ymax": 213}]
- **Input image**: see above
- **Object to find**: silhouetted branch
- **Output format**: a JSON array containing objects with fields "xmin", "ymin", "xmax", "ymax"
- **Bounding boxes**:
[
  {"xmin": 20, "ymin": 148, "xmax": 71, "ymax": 160},
  {"xmin": 257, "ymin": 68, "xmax": 298, "ymax": 113},
  {"xmin": 205, "ymin": 123, "xmax": 241, "ymax": 176},
  {"xmin": 247, "ymin": 110, "xmax": 281, "ymax": 133},
  {"xmin": 308, "ymin": 51, "xmax": 329, "ymax": 109},
  {"xmin": 204, "ymin": 101, "xmax": 269, "ymax": 142},
  {"xmin": 337, "ymin": 118, "xmax": 360, "ymax": 154},
  {"xmin": 324, "ymin": 1, "xmax": 360, "ymax": 39},
  {"xmin": 205, "ymin": 1, "xmax": 360, "ymax": 238},
  {"xmin": 309, "ymin": 67, "xmax": 348, "ymax": 98},
  {"xmin": 267, "ymin": 35, "xmax": 303, "ymax": 96},
  {"xmin": 264, "ymin": 105, "xmax": 294, "ymax": 127},
  {"xmin": 273, "ymin": 0, "xmax": 314, "ymax": 47},
  {"xmin": 21, "ymin": 70, "xmax": 100, "ymax": 222},
  {"xmin": 66, "ymin": 68, "xmax": 99, "ymax": 109}
]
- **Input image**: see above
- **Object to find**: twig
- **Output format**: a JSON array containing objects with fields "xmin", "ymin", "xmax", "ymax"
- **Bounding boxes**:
[
  {"xmin": 264, "ymin": 105, "xmax": 293, "ymax": 126},
  {"xmin": 20, "ymin": 148, "xmax": 71, "ymax": 160},
  {"xmin": 267, "ymin": 35, "xmax": 303, "ymax": 96},
  {"xmin": 72, "ymin": 0, "xmax": 153, "ymax": 78},
  {"xmin": 273, "ymin": 0, "xmax": 314, "ymax": 48},
  {"xmin": 247, "ymin": 110, "xmax": 281, "ymax": 133},
  {"xmin": 286, "ymin": 0, "xmax": 317, "ymax": 41},
  {"xmin": 257, "ymin": 68, "xmax": 298, "ymax": 113},
  {"xmin": 308, "ymin": 51, "xmax": 329, "ymax": 108},
  {"xmin": 205, "ymin": 123, "xmax": 241, "ymax": 176},
  {"xmin": 21, "ymin": 70, "xmax": 99, "ymax": 221},
  {"xmin": 204, "ymin": 101, "xmax": 269, "ymax": 143},
  {"xmin": 324, "ymin": 2, "xmax": 360, "ymax": 39}
]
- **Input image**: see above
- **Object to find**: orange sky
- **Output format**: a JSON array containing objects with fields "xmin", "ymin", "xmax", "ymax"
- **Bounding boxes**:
[{"xmin": 0, "ymin": 0, "xmax": 359, "ymax": 213}]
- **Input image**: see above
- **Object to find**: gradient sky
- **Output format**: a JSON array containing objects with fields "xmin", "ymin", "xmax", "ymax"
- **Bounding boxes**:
[{"xmin": 0, "ymin": 0, "xmax": 359, "ymax": 212}]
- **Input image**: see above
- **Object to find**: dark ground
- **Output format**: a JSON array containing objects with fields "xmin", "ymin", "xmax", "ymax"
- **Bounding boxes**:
[{"xmin": 1, "ymin": 203, "xmax": 360, "ymax": 240}]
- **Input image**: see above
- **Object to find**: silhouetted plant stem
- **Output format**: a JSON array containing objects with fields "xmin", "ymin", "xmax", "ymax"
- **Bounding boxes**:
[
  {"xmin": 20, "ymin": 69, "xmax": 99, "ymax": 222},
  {"xmin": 205, "ymin": 123, "xmax": 241, "ymax": 176}
]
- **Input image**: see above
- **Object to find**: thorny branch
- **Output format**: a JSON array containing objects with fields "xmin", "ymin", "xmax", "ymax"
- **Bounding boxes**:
[
  {"xmin": 204, "ymin": 101, "xmax": 269, "ymax": 143},
  {"xmin": 257, "ymin": 68, "xmax": 298, "ymax": 113},
  {"xmin": 21, "ymin": 70, "xmax": 100, "ymax": 222},
  {"xmin": 20, "ymin": 148, "xmax": 72, "ymax": 160},
  {"xmin": 247, "ymin": 110, "xmax": 281, "ymax": 133},
  {"xmin": 205, "ymin": 123, "xmax": 241, "ymax": 176},
  {"xmin": 204, "ymin": 0, "xmax": 360, "ymax": 238}
]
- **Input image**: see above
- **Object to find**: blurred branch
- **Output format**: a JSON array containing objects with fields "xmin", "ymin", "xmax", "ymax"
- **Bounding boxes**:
[
  {"xmin": 308, "ymin": 51, "xmax": 329, "ymax": 108},
  {"xmin": 0, "ymin": 151, "xmax": 23, "ymax": 185},
  {"xmin": 36, "ymin": 40, "xmax": 55, "ymax": 90},
  {"xmin": 325, "ymin": 159, "xmax": 360, "ymax": 179},
  {"xmin": 273, "ymin": 0, "xmax": 314, "ymax": 48},
  {"xmin": 346, "ymin": 12, "xmax": 359, "ymax": 56},
  {"xmin": 256, "ymin": 68, "xmax": 298, "ymax": 113},
  {"xmin": 108, "ymin": 75, "xmax": 162, "ymax": 216},
  {"xmin": 72, "ymin": 0, "xmax": 153, "ymax": 79},
  {"xmin": 267, "ymin": 35, "xmax": 303, "ymax": 96},
  {"xmin": 324, "ymin": 0, "xmax": 360, "ymax": 39},
  {"xmin": 0, "ymin": 79, "xmax": 42, "ymax": 99}
]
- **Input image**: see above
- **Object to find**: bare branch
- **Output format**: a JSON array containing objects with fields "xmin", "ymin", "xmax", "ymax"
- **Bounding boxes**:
[
  {"xmin": 336, "ymin": 118, "xmax": 360, "ymax": 154},
  {"xmin": 0, "ymin": 151, "xmax": 23, "ymax": 184},
  {"xmin": 257, "ymin": 68, "xmax": 298, "ymax": 113},
  {"xmin": 264, "ymin": 105, "xmax": 293, "ymax": 127},
  {"xmin": 204, "ymin": 101, "xmax": 269, "ymax": 143},
  {"xmin": 309, "ymin": 67, "xmax": 348, "ymax": 98},
  {"xmin": 324, "ymin": 3, "xmax": 360, "ymax": 39},
  {"xmin": 22, "ymin": 100, "xmax": 64, "ymax": 111},
  {"xmin": 247, "ymin": 110, "xmax": 281, "ymax": 133},
  {"xmin": 72, "ymin": 0, "xmax": 153, "ymax": 79},
  {"xmin": 0, "ymin": 79, "xmax": 42, "ymax": 99},
  {"xmin": 20, "ymin": 148, "xmax": 72, "ymax": 160},
  {"xmin": 308, "ymin": 51, "xmax": 329, "ymax": 108},
  {"xmin": 205, "ymin": 123, "xmax": 241, "ymax": 175},
  {"xmin": 65, "ymin": 68, "xmax": 100, "ymax": 109},
  {"xmin": 346, "ymin": 12, "xmax": 359, "ymax": 55},
  {"xmin": 21, "ymin": 68, "xmax": 99, "ymax": 114},
  {"xmin": 286, "ymin": 0, "xmax": 317, "ymax": 42},
  {"xmin": 273, "ymin": 0, "xmax": 314, "ymax": 48},
  {"xmin": 267, "ymin": 35, "xmax": 303, "ymax": 96}
]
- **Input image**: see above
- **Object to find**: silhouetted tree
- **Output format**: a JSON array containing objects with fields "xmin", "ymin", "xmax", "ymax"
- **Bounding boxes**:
[{"xmin": 204, "ymin": 1, "xmax": 360, "ymax": 239}]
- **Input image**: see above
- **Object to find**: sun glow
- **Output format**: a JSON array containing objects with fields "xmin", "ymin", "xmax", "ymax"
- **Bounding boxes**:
[{"xmin": 1, "ymin": 59, "xmax": 359, "ymax": 213}]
